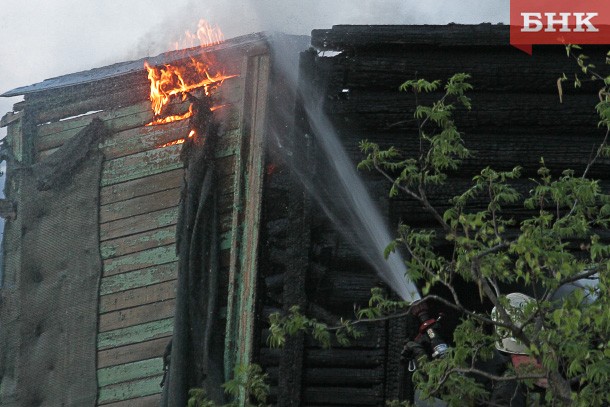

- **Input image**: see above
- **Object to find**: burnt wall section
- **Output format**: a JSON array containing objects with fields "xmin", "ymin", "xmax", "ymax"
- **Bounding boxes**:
[
  {"xmin": 291, "ymin": 47, "xmax": 402, "ymax": 407},
  {"xmin": 273, "ymin": 24, "xmax": 610, "ymax": 406},
  {"xmin": 256, "ymin": 40, "xmax": 401, "ymax": 407},
  {"xmin": 310, "ymin": 25, "xmax": 610, "ymax": 287},
  {"xmin": 312, "ymin": 25, "xmax": 608, "ymax": 179},
  {"xmin": 0, "ymin": 119, "xmax": 107, "ymax": 406},
  {"xmin": 252, "ymin": 35, "xmax": 322, "ymax": 407},
  {"xmin": 162, "ymin": 99, "xmax": 223, "ymax": 406},
  {"xmin": 300, "ymin": 24, "xmax": 610, "ymax": 405}
]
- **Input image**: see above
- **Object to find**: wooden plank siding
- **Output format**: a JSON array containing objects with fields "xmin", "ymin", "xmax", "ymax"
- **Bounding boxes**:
[
  {"xmin": 0, "ymin": 33, "xmax": 287, "ymax": 407},
  {"xmin": 86, "ymin": 72, "xmax": 244, "ymax": 405},
  {"xmin": 93, "ymin": 101, "xmax": 184, "ymax": 403},
  {"xmin": 223, "ymin": 53, "xmax": 271, "ymax": 390},
  {"xmin": 98, "ymin": 83, "xmax": 238, "ymax": 404}
]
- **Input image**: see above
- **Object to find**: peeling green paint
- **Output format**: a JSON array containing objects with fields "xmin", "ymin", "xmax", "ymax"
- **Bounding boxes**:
[
  {"xmin": 100, "ymin": 206, "xmax": 180, "ymax": 242},
  {"xmin": 99, "ymin": 262, "xmax": 178, "ymax": 295},
  {"xmin": 220, "ymin": 229, "xmax": 234, "ymax": 251},
  {"xmin": 97, "ymin": 318, "xmax": 174, "ymax": 349},
  {"xmin": 100, "ymin": 188, "xmax": 181, "ymax": 224},
  {"xmin": 221, "ymin": 135, "xmax": 243, "ymax": 379},
  {"xmin": 101, "ymin": 144, "xmax": 183, "ymax": 186},
  {"xmin": 234, "ymin": 56, "xmax": 269, "ymax": 394},
  {"xmin": 97, "ymin": 374, "xmax": 163, "ymax": 404},
  {"xmin": 37, "ymin": 102, "xmax": 152, "ymax": 149},
  {"xmin": 98, "ymin": 280, "xmax": 177, "ymax": 314},
  {"xmin": 100, "ymin": 227, "xmax": 176, "ymax": 259},
  {"xmin": 97, "ymin": 357, "xmax": 163, "ymax": 387},
  {"xmin": 223, "ymin": 55, "xmax": 270, "ymax": 401},
  {"xmin": 103, "ymin": 245, "xmax": 178, "ymax": 276}
]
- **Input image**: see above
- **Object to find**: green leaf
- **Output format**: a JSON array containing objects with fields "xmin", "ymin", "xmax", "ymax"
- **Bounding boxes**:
[{"xmin": 384, "ymin": 240, "xmax": 397, "ymax": 259}]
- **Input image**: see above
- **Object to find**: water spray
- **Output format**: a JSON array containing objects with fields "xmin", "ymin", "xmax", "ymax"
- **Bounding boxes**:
[{"xmin": 265, "ymin": 38, "xmax": 421, "ymax": 303}]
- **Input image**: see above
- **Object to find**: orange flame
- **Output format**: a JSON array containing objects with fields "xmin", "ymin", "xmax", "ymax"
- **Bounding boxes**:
[
  {"xmin": 157, "ymin": 128, "xmax": 197, "ymax": 148},
  {"xmin": 159, "ymin": 139, "xmax": 186, "ymax": 148},
  {"xmin": 145, "ymin": 19, "xmax": 236, "ymax": 126},
  {"xmin": 146, "ymin": 103, "xmax": 226, "ymax": 127},
  {"xmin": 146, "ymin": 105, "xmax": 194, "ymax": 126},
  {"xmin": 177, "ymin": 19, "xmax": 224, "ymax": 50},
  {"xmin": 145, "ymin": 61, "xmax": 234, "ymax": 118}
]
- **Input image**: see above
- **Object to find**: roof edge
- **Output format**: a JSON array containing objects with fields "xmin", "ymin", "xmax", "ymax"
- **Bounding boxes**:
[{"xmin": 2, "ymin": 31, "xmax": 307, "ymax": 98}]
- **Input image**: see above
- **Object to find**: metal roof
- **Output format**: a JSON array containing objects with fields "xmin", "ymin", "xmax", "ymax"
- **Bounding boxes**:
[{"xmin": 1, "ymin": 32, "xmax": 291, "ymax": 98}]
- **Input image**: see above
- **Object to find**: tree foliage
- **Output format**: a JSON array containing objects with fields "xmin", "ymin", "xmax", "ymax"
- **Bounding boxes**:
[
  {"xmin": 269, "ymin": 48, "xmax": 610, "ymax": 406},
  {"xmin": 188, "ymin": 364, "xmax": 270, "ymax": 407}
]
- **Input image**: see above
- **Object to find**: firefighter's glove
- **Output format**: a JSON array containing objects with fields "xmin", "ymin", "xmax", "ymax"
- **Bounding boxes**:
[{"xmin": 401, "ymin": 340, "xmax": 428, "ymax": 362}]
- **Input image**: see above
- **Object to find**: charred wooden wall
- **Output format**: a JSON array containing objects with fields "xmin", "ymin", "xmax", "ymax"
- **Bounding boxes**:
[{"xmin": 256, "ymin": 24, "xmax": 610, "ymax": 407}]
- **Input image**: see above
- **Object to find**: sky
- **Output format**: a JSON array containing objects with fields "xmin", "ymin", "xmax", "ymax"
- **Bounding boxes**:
[{"xmin": 0, "ymin": 0, "xmax": 508, "ymax": 136}]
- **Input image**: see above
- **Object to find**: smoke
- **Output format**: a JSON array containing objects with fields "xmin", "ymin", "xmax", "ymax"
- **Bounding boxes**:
[
  {"xmin": 129, "ymin": 0, "xmax": 507, "ymax": 60},
  {"xmin": 0, "ymin": 0, "xmax": 507, "ymax": 104},
  {"xmin": 204, "ymin": 0, "xmax": 507, "ymax": 34}
]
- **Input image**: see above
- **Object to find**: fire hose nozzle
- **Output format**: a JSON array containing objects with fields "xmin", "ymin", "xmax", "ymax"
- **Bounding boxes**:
[
  {"xmin": 410, "ymin": 301, "xmax": 450, "ymax": 359},
  {"xmin": 431, "ymin": 343, "xmax": 449, "ymax": 359}
]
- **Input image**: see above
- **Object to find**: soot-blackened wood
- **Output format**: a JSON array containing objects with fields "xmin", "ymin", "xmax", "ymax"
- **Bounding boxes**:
[
  {"xmin": 325, "ymin": 92, "xmax": 599, "ymax": 137},
  {"xmin": 277, "ymin": 49, "xmax": 315, "ymax": 407},
  {"xmin": 303, "ymin": 386, "xmax": 382, "ymax": 406},
  {"xmin": 305, "ymin": 25, "xmax": 609, "ymax": 407},
  {"xmin": 308, "ymin": 27, "xmax": 610, "ymax": 407},
  {"xmin": 305, "ymin": 368, "xmax": 384, "ymax": 386},
  {"xmin": 338, "ymin": 132, "xmax": 609, "ymax": 179},
  {"xmin": 384, "ymin": 314, "xmax": 407, "ymax": 401},
  {"xmin": 304, "ymin": 323, "xmax": 385, "ymax": 349},
  {"xmin": 306, "ymin": 348, "xmax": 386, "ymax": 368},
  {"xmin": 312, "ymin": 24, "xmax": 509, "ymax": 51},
  {"xmin": 320, "ymin": 47, "xmax": 592, "ymax": 94},
  {"xmin": 313, "ymin": 24, "xmax": 610, "ymax": 63}
]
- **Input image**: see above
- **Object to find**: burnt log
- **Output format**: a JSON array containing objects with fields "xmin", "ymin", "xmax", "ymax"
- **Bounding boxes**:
[{"xmin": 303, "ymin": 386, "xmax": 383, "ymax": 406}]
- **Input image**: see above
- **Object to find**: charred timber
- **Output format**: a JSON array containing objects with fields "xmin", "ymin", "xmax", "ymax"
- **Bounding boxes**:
[{"xmin": 312, "ymin": 24, "xmax": 512, "ymax": 51}]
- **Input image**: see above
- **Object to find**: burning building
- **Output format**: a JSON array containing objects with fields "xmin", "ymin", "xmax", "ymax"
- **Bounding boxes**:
[{"xmin": 0, "ymin": 24, "xmax": 608, "ymax": 407}]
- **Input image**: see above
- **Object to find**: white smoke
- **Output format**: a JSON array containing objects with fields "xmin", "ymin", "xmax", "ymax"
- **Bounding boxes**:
[
  {"xmin": 130, "ymin": 0, "xmax": 507, "ymax": 59},
  {"xmin": 0, "ymin": 0, "xmax": 507, "ymax": 138}
]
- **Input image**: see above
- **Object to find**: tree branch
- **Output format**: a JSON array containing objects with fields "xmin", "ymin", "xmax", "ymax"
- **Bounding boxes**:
[
  {"xmin": 581, "ymin": 126, "xmax": 609, "ymax": 181},
  {"xmin": 450, "ymin": 367, "xmax": 545, "ymax": 383},
  {"xmin": 558, "ymin": 267, "xmax": 600, "ymax": 288},
  {"xmin": 473, "ymin": 241, "xmax": 512, "ymax": 261},
  {"xmin": 418, "ymin": 183, "xmax": 452, "ymax": 233},
  {"xmin": 402, "ymin": 241, "xmax": 463, "ymax": 308},
  {"xmin": 373, "ymin": 160, "xmax": 420, "ymax": 202}
]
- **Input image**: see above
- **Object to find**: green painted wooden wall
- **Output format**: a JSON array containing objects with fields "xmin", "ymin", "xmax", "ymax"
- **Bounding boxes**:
[{"xmin": 2, "ymin": 35, "xmax": 274, "ymax": 406}]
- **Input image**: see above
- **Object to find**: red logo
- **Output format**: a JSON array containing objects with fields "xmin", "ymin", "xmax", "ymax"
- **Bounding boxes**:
[{"xmin": 510, "ymin": 0, "xmax": 610, "ymax": 54}]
